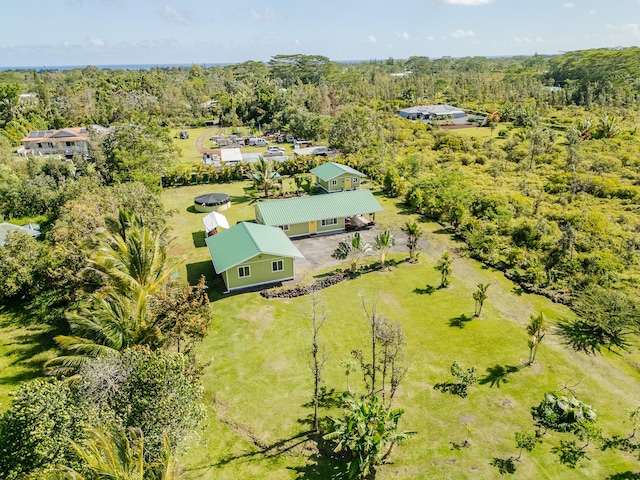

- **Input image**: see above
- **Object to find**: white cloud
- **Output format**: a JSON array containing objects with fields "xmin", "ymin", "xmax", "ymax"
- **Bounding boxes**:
[
  {"xmin": 450, "ymin": 29, "xmax": 475, "ymax": 38},
  {"xmin": 607, "ymin": 23, "xmax": 640, "ymax": 35},
  {"xmin": 251, "ymin": 7, "xmax": 281, "ymax": 21},
  {"xmin": 397, "ymin": 31, "xmax": 410, "ymax": 40},
  {"xmin": 89, "ymin": 37, "xmax": 104, "ymax": 47},
  {"xmin": 589, "ymin": 9, "xmax": 596, "ymax": 14},
  {"xmin": 366, "ymin": 35, "xmax": 377, "ymax": 43},
  {"xmin": 161, "ymin": 6, "xmax": 189, "ymax": 25},
  {"xmin": 295, "ymin": 39, "xmax": 301, "ymax": 46},
  {"xmin": 513, "ymin": 36, "xmax": 543, "ymax": 44},
  {"xmin": 440, "ymin": 0, "xmax": 493, "ymax": 4},
  {"xmin": 563, "ymin": 2, "xmax": 575, "ymax": 8},
  {"xmin": 426, "ymin": 35, "xmax": 436, "ymax": 41}
]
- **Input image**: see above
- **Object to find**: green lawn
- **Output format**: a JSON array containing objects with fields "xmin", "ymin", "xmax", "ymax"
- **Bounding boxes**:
[
  {"xmin": 0, "ymin": 309, "xmax": 56, "ymax": 411},
  {"xmin": 161, "ymin": 181, "xmax": 640, "ymax": 479}
]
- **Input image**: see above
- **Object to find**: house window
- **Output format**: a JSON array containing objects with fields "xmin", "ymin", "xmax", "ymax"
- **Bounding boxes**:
[
  {"xmin": 353, "ymin": 177, "xmax": 359, "ymax": 183},
  {"xmin": 272, "ymin": 260, "xmax": 284, "ymax": 272},
  {"xmin": 321, "ymin": 218, "xmax": 338, "ymax": 226},
  {"xmin": 279, "ymin": 225, "xmax": 290, "ymax": 231},
  {"xmin": 331, "ymin": 179, "xmax": 338, "ymax": 186},
  {"xmin": 238, "ymin": 266, "xmax": 251, "ymax": 278},
  {"xmin": 65, "ymin": 141, "xmax": 74, "ymax": 147}
]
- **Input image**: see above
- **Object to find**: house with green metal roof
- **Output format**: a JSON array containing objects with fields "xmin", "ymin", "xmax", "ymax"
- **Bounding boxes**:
[
  {"xmin": 254, "ymin": 189, "xmax": 383, "ymax": 238},
  {"xmin": 310, "ymin": 162, "xmax": 366, "ymax": 193},
  {"xmin": 205, "ymin": 222, "xmax": 304, "ymax": 292}
]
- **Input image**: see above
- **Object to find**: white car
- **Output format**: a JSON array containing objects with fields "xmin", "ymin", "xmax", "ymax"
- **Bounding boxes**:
[{"xmin": 265, "ymin": 146, "xmax": 285, "ymax": 155}]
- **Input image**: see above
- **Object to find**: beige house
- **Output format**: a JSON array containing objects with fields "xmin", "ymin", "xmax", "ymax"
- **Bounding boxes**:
[{"xmin": 19, "ymin": 127, "xmax": 96, "ymax": 159}]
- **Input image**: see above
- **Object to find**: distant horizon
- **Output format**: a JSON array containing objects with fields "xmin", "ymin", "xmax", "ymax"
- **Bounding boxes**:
[
  {"xmin": 0, "ymin": 51, "xmax": 587, "ymax": 72},
  {"xmin": 3, "ymin": 0, "xmax": 639, "ymax": 68}
]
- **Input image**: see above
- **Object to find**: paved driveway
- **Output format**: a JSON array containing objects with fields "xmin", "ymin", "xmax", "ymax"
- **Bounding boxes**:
[{"xmin": 288, "ymin": 226, "xmax": 410, "ymax": 284}]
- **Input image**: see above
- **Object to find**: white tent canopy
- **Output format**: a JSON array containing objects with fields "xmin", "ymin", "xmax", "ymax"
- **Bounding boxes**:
[{"xmin": 203, "ymin": 211, "xmax": 230, "ymax": 234}]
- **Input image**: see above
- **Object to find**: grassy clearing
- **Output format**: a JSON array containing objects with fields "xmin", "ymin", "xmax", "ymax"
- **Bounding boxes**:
[
  {"xmin": 161, "ymin": 181, "xmax": 640, "ymax": 479},
  {"xmin": 0, "ymin": 309, "xmax": 56, "ymax": 411}
]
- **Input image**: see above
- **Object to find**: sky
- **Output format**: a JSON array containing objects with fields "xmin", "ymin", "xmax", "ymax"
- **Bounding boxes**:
[{"xmin": 1, "ymin": 0, "xmax": 640, "ymax": 67}]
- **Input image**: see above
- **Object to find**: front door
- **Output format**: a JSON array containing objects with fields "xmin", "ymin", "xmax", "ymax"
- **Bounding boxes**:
[
  {"xmin": 309, "ymin": 221, "xmax": 317, "ymax": 235},
  {"xmin": 344, "ymin": 178, "xmax": 351, "ymax": 190}
]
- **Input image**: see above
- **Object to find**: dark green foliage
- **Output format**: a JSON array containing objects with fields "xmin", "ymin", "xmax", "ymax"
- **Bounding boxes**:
[
  {"xmin": 323, "ymin": 392, "xmax": 415, "ymax": 480},
  {"xmin": 434, "ymin": 361, "xmax": 478, "ymax": 398},
  {"xmin": 551, "ymin": 440, "xmax": 590, "ymax": 468},
  {"xmin": 0, "ymin": 231, "xmax": 46, "ymax": 301},
  {"xmin": 531, "ymin": 392, "xmax": 597, "ymax": 433},
  {"xmin": 76, "ymin": 349, "xmax": 206, "ymax": 463},
  {"xmin": 558, "ymin": 287, "xmax": 639, "ymax": 354},
  {"xmin": 0, "ymin": 379, "xmax": 91, "ymax": 479}
]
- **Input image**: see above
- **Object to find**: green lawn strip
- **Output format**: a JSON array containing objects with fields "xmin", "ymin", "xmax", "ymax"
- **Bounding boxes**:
[
  {"xmin": 162, "ymin": 183, "xmax": 640, "ymax": 478},
  {"xmin": 0, "ymin": 312, "xmax": 55, "ymax": 412}
]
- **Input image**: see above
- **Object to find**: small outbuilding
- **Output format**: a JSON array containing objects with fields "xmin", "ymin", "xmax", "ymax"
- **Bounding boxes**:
[
  {"xmin": 220, "ymin": 147, "xmax": 243, "ymax": 164},
  {"xmin": 206, "ymin": 222, "xmax": 304, "ymax": 292},
  {"xmin": 254, "ymin": 189, "xmax": 383, "ymax": 238},
  {"xmin": 310, "ymin": 162, "xmax": 366, "ymax": 193},
  {"xmin": 202, "ymin": 211, "xmax": 230, "ymax": 236},
  {"xmin": 194, "ymin": 193, "xmax": 231, "ymax": 213}
]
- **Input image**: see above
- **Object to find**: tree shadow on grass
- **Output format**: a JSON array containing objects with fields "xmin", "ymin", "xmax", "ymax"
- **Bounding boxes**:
[
  {"xmin": 490, "ymin": 457, "xmax": 516, "ymax": 475},
  {"xmin": 0, "ymin": 327, "xmax": 56, "ymax": 386},
  {"xmin": 298, "ymin": 388, "xmax": 343, "ymax": 430},
  {"xmin": 478, "ymin": 364, "xmax": 521, "ymax": 388},
  {"xmin": 449, "ymin": 314, "xmax": 473, "ymax": 329},
  {"xmin": 187, "ymin": 431, "xmax": 313, "ymax": 473},
  {"xmin": 288, "ymin": 433, "xmax": 348, "ymax": 480},
  {"xmin": 413, "ymin": 285, "xmax": 437, "ymax": 295},
  {"xmin": 607, "ymin": 472, "xmax": 640, "ymax": 480}
]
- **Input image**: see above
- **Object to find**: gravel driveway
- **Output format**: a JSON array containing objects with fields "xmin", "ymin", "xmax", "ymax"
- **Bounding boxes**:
[{"xmin": 288, "ymin": 226, "xmax": 410, "ymax": 283}]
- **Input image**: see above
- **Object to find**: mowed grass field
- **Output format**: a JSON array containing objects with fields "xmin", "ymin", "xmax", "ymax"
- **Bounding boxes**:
[{"xmin": 161, "ymin": 181, "xmax": 640, "ymax": 479}]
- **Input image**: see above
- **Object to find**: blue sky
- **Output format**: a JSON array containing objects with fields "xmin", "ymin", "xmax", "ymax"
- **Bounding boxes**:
[{"xmin": 1, "ymin": 0, "xmax": 640, "ymax": 67}]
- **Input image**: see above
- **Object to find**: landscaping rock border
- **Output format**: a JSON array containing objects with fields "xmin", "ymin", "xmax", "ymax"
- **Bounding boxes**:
[{"xmin": 261, "ymin": 272, "xmax": 349, "ymax": 299}]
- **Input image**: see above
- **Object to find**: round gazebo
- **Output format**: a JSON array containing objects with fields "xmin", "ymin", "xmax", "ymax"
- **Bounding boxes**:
[{"xmin": 194, "ymin": 193, "xmax": 231, "ymax": 213}]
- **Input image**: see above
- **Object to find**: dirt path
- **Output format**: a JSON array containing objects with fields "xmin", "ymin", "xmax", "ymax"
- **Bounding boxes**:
[{"xmin": 194, "ymin": 127, "xmax": 221, "ymax": 154}]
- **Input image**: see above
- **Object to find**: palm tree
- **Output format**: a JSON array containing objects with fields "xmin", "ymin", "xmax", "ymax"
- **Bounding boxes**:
[
  {"xmin": 249, "ymin": 156, "xmax": 280, "ymax": 198},
  {"xmin": 435, "ymin": 251, "xmax": 452, "ymax": 288},
  {"xmin": 54, "ymin": 424, "xmax": 184, "ymax": 480},
  {"xmin": 331, "ymin": 232, "xmax": 373, "ymax": 273},
  {"xmin": 401, "ymin": 220, "xmax": 423, "ymax": 263},
  {"xmin": 472, "ymin": 283, "xmax": 490, "ymax": 317},
  {"xmin": 597, "ymin": 114, "xmax": 620, "ymax": 139},
  {"xmin": 44, "ymin": 291, "xmax": 157, "ymax": 376},
  {"xmin": 46, "ymin": 218, "xmax": 182, "ymax": 376},
  {"xmin": 374, "ymin": 229, "xmax": 396, "ymax": 268},
  {"xmin": 486, "ymin": 110, "xmax": 501, "ymax": 136},
  {"xmin": 526, "ymin": 312, "xmax": 547, "ymax": 365}
]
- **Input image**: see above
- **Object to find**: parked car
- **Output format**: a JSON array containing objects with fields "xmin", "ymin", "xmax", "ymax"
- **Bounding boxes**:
[
  {"xmin": 255, "ymin": 138, "xmax": 269, "ymax": 146},
  {"xmin": 265, "ymin": 146, "xmax": 285, "ymax": 155}
]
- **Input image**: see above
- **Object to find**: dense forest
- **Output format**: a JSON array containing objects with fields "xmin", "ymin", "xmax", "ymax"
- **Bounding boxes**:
[{"xmin": 2, "ymin": 47, "xmax": 640, "ymax": 478}]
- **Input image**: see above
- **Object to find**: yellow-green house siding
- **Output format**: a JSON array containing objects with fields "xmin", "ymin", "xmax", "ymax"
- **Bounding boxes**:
[
  {"xmin": 317, "ymin": 173, "xmax": 361, "ymax": 193},
  {"xmin": 223, "ymin": 253, "xmax": 295, "ymax": 291}
]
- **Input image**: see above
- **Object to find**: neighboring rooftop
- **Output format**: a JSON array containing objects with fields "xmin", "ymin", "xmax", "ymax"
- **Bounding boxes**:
[
  {"xmin": 310, "ymin": 162, "xmax": 366, "ymax": 182},
  {"xmin": 399, "ymin": 104, "xmax": 465, "ymax": 118},
  {"xmin": 220, "ymin": 147, "xmax": 243, "ymax": 163},
  {"xmin": 256, "ymin": 189, "xmax": 383, "ymax": 227},
  {"xmin": 20, "ymin": 127, "xmax": 89, "ymax": 143},
  {"xmin": 205, "ymin": 222, "xmax": 303, "ymax": 273},
  {"xmin": 0, "ymin": 222, "xmax": 41, "ymax": 246}
]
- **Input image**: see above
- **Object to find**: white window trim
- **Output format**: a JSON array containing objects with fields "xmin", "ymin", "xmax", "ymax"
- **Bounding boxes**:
[
  {"xmin": 321, "ymin": 218, "xmax": 338, "ymax": 226},
  {"xmin": 353, "ymin": 177, "xmax": 359, "ymax": 182},
  {"xmin": 279, "ymin": 224, "xmax": 290, "ymax": 231},
  {"xmin": 331, "ymin": 179, "xmax": 338, "ymax": 186},
  {"xmin": 238, "ymin": 265, "xmax": 251, "ymax": 278},
  {"xmin": 272, "ymin": 260, "xmax": 284, "ymax": 272}
]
